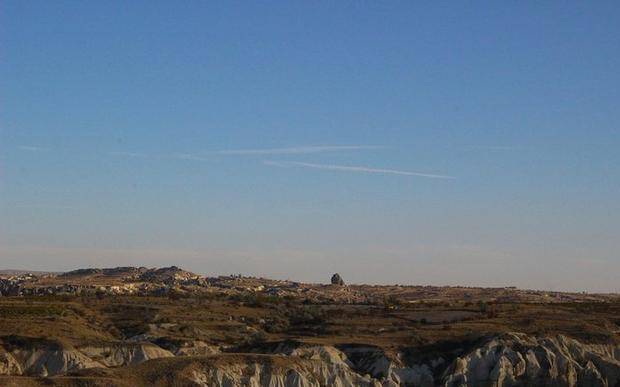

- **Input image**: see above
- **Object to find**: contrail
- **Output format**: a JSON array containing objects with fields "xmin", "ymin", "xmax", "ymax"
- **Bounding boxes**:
[
  {"xmin": 111, "ymin": 145, "xmax": 382, "ymax": 161},
  {"xmin": 109, "ymin": 151, "xmax": 148, "ymax": 158},
  {"xmin": 264, "ymin": 161, "xmax": 454, "ymax": 179},
  {"xmin": 172, "ymin": 153, "xmax": 211, "ymax": 162},
  {"xmin": 18, "ymin": 145, "xmax": 48, "ymax": 152},
  {"xmin": 216, "ymin": 145, "xmax": 382, "ymax": 155}
]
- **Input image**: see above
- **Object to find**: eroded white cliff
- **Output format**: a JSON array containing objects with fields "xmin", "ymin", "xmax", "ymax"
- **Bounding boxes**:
[{"xmin": 1, "ymin": 333, "xmax": 619, "ymax": 386}]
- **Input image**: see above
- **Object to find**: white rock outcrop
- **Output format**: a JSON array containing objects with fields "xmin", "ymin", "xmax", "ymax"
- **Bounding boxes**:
[
  {"xmin": 442, "ymin": 333, "xmax": 620, "ymax": 387},
  {"xmin": 10, "ymin": 347, "xmax": 103, "ymax": 377},
  {"xmin": 79, "ymin": 342, "xmax": 173, "ymax": 367},
  {"xmin": 1, "ymin": 342, "xmax": 172, "ymax": 376},
  {"xmin": 186, "ymin": 357, "xmax": 381, "ymax": 387},
  {"xmin": 1, "ymin": 333, "xmax": 619, "ymax": 386}
]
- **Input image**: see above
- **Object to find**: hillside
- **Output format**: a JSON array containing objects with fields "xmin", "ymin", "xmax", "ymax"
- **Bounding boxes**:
[{"xmin": 0, "ymin": 267, "xmax": 619, "ymax": 386}]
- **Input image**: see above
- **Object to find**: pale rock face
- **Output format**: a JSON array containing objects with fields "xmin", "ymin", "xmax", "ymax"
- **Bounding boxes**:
[
  {"xmin": 339, "ymin": 345, "xmax": 435, "ymax": 387},
  {"xmin": 1, "ymin": 333, "xmax": 620, "ymax": 386},
  {"xmin": 290, "ymin": 345, "xmax": 350, "ymax": 366},
  {"xmin": 441, "ymin": 333, "xmax": 620, "ymax": 387},
  {"xmin": 11, "ymin": 347, "xmax": 103, "ymax": 377},
  {"xmin": 187, "ymin": 359, "xmax": 381, "ymax": 387},
  {"xmin": 1, "ymin": 343, "xmax": 172, "ymax": 376},
  {"xmin": 79, "ymin": 343, "xmax": 173, "ymax": 367}
]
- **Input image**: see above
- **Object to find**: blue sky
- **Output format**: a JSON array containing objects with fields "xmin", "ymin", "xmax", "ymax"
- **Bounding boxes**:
[{"xmin": 1, "ymin": 1, "xmax": 619, "ymax": 292}]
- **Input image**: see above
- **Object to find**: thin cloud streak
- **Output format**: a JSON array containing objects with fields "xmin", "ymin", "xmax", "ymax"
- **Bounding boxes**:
[
  {"xmin": 110, "ymin": 152, "xmax": 208, "ymax": 161},
  {"xmin": 109, "ymin": 151, "xmax": 148, "ymax": 158},
  {"xmin": 264, "ymin": 160, "xmax": 454, "ymax": 179},
  {"xmin": 18, "ymin": 145, "xmax": 48, "ymax": 152},
  {"xmin": 216, "ymin": 145, "xmax": 382, "ymax": 155},
  {"xmin": 172, "ymin": 153, "xmax": 210, "ymax": 162},
  {"xmin": 14, "ymin": 204, "xmax": 80, "ymax": 210},
  {"xmin": 465, "ymin": 145, "xmax": 523, "ymax": 151},
  {"xmin": 109, "ymin": 145, "xmax": 380, "ymax": 161}
]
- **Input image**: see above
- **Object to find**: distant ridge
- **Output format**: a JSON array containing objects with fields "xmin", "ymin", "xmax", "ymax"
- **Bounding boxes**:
[{"xmin": 0, "ymin": 269, "xmax": 59, "ymax": 276}]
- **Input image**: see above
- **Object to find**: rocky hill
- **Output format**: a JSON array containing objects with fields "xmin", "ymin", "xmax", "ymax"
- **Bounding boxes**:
[
  {"xmin": 1, "ymin": 333, "xmax": 619, "ymax": 386},
  {"xmin": 1, "ymin": 266, "xmax": 616, "ymax": 304},
  {"xmin": 0, "ymin": 267, "xmax": 619, "ymax": 386},
  {"xmin": 0, "ymin": 266, "xmax": 206, "ymax": 297}
]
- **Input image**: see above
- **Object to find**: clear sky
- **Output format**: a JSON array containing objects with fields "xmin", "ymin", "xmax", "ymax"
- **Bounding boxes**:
[{"xmin": 1, "ymin": 1, "xmax": 619, "ymax": 292}]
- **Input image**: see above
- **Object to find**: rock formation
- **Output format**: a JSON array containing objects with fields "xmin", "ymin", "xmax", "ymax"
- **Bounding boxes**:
[
  {"xmin": 331, "ymin": 273, "xmax": 345, "ymax": 286},
  {"xmin": 1, "ymin": 333, "xmax": 620, "ymax": 385}
]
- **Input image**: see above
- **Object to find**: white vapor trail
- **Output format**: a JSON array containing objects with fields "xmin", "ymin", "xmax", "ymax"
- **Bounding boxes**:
[
  {"xmin": 216, "ymin": 145, "xmax": 381, "ymax": 155},
  {"xmin": 14, "ymin": 204, "xmax": 80, "ymax": 210},
  {"xmin": 18, "ymin": 145, "xmax": 48, "ymax": 152},
  {"xmin": 264, "ymin": 161, "xmax": 454, "ymax": 179},
  {"xmin": 109, "ymin": 151, "xmax": 148, "ymax": 158},
  {"xmin": 172, "ymin": 153, "xmax": 210, "ymax": 161},
  {"xmin": 110, "ymin": 145, "xmax": 380, "ymax": 162}
]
